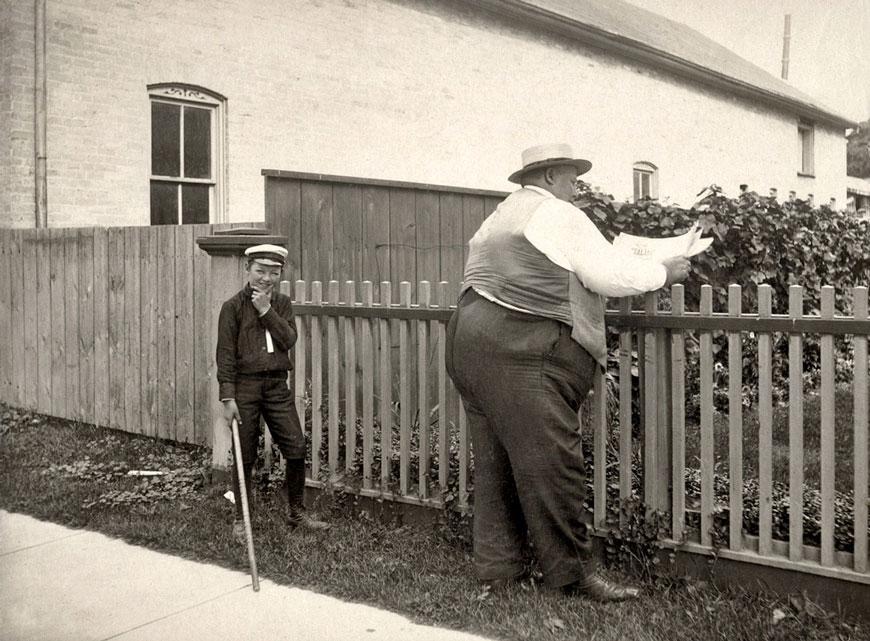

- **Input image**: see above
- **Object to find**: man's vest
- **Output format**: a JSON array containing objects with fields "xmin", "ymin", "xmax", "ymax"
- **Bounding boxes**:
[{"xmin": 461, "ymin": 188, "xmax": 607, "ymax": 365}]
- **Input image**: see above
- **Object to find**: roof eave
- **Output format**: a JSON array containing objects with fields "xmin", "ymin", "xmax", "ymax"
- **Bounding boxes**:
[{"xmin": 472, "ymin": 0, "xmax": 856, "ymax": 129}]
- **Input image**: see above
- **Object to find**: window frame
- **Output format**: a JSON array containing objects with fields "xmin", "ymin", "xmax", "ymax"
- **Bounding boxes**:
[
  {"xmin": 632, "ymin": 161, "xmax": 659, "ymax": 201},
  {"xmin": 148, "ymin": 84, "xmax": 227, "ymax": 224},
  {"xmin": 798, "ymin": 119, "xmax": 815, "ymax": 177}
]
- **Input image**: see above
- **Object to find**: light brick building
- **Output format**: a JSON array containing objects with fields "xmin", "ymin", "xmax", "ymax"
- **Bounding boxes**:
[{"xmin": 1, "ymin": 0, "xmax": 856, "ymax": 228}]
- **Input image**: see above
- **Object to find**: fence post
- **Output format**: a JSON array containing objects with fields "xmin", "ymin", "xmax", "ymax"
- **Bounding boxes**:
[
  {"xmin": 642, "ymin": 291, "xmax": 660, "ymax": 512},
  {"xmin": 728, "ymin": 284, "xmax": 743, "ymax": 551}
]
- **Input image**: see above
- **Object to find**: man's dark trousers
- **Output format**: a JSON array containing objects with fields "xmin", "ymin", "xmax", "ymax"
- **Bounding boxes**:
[
  {"xmin": 231, "ymin": 372, "xmax": 306, "ymax": 519},
  {"xmin": 445, "ymin": 289, "xmax": 598, "ymax": 587}
]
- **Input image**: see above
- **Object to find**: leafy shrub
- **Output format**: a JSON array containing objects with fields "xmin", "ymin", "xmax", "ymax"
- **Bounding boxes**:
[{"xmin": 574, "ymin": 182, "xmax": 870, "ymax": 416}]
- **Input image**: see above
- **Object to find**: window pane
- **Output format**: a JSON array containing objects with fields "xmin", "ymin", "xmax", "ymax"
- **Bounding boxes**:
[
  {"xmin": 150, "ymin": 182, "xmax": 178, "ymax": 225},
  {"xmin": 641, "ymin": 173, "xmax": 650, "ymax": 197},
  {"xmin": 151, "ymin": 102, "xmax": 180, "ymax": 176},
  {"xmin": 181, "ymin": 184, "xmax": 210, "ymax": 224},
  {"xmin": 184, "ymin": 106, "xmax": 211, "ymax": 179},
  {"xmin": 633, "ymin": 171, "xmax": 641, "ymax": 200}
]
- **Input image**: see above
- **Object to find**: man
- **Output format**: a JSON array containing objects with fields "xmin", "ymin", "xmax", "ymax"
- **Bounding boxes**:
[
  {"xmin": 445, "ymin": 144, "xmax": 690, "ymax": 601},
  {"xmin": 217, "ymin": 244, "xmax": 329, "ymax": 542}
]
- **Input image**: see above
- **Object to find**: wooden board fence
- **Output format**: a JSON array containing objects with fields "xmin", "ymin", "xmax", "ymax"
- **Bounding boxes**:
[{"xmin": 0, "ymin": 224, "xmax": 262, "ymax": 445}]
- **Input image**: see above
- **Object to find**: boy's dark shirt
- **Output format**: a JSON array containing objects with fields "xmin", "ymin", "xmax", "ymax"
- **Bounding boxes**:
[{"xmin": 216, "ymin": 284, "xmax": 297, "ymax": 399}]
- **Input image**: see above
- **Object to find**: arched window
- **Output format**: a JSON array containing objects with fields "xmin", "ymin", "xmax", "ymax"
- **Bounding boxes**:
[
  {"xmin": 148, "ymin": 84, "xmax": 226, "ymax": 225},
  {"xmin": 632, "ymin": 161, "xmax": 658, "ymax": 201}
]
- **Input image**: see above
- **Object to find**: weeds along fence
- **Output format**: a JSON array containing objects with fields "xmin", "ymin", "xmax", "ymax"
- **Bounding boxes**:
[{"xmin": 287, "ymin": 279, "xmax": 869, "ymax": 587}]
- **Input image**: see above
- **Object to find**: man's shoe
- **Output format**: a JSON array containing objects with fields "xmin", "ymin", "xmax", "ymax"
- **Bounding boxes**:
[
  {"xmin": 288, "ymin": 512, "xmax": 331, "ymax": 531},
  {"xmin": 232, "ymin": 519, "xmax": 247, "ymax": 544},
  {"xmin": 565, "ymin": 573, "xmax": 640, "ymax": 602}
]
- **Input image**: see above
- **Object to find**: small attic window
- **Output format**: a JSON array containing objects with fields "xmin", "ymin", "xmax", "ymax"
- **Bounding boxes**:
[
  {"xmin": 798, "ymin": 119, "xmax": 814, "ymax": 177},
  {"xmin": 632, "ymin": 162, "xmax": 658, "ymax": 201}
]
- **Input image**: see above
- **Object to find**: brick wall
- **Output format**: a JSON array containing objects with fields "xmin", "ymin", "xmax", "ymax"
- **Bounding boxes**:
[
  {"xmin": 0, "ymin": 0, "xmax": 848, "ymax": 228},
  {"xmin": 1, "ymin": 0, "xmax": 36, "ymax": 228}
]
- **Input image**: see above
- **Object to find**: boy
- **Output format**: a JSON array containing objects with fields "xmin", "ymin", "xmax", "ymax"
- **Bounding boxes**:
[{"xmin": 216, "ymin": 244, "xmax": 329, "ymax": 542}]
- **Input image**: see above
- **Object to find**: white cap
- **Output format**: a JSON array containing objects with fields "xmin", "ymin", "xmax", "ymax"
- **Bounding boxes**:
[{"xmin": 244, "ymin": 244, "xmax": 288, "ymax": 266}]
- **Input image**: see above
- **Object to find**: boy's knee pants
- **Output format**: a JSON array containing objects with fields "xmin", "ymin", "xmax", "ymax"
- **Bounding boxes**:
[{"xmin": 234, "ymin": 372, "xmax": 306, "ymax": 466}]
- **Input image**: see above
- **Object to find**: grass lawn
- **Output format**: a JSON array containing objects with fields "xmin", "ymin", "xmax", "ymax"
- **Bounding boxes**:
[{"xmin": 1, "ymin": 403, "xmax": 867, "ymax": 641}]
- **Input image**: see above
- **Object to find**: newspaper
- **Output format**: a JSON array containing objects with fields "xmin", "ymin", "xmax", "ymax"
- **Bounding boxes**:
[{"xmin": 612, "ymin": 222, "xmax": 712, "ymax": 261}]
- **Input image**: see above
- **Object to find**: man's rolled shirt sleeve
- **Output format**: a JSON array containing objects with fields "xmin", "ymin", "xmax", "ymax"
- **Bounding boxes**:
[{"xmin": 524, "ymin": 198, "xmax": 667, "ymax": 297}]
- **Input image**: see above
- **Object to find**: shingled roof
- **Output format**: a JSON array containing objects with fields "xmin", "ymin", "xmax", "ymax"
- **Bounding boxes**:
[{"xmin": 476, "ymin": 0, "xmax": 854, "ymax": 128}]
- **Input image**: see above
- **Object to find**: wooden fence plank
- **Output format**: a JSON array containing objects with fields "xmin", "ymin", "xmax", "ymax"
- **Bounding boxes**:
[
  {"xmin": 92, "ymin": 228, "xmax": 109, "ymax": 427},
  {"xmin": 389, "ymin": 190, "xmax": 416, "ymax": 293},
  {"xmin": 417, "ymin": 281, "xmax": 431, "ymax": 499},
  {"xmin": 327, "ymin": 281, "xmax": 340, "ymax": 482},
  {"xmin": 265, "ymin": 178, "xmax": 302, "ymax": 282},
  {"xmin": 9, "ymin": 231, "xmax": 24, "ymax": 408},
  {"xmin": 192, "ymin": 223, "xmax": 213, "ymax": 445},
  {"xmin": 618, "ymin": 297, "xmax": 633, "ymax": 527},
  {"xmin": 416, "ymin": 192, "xmax": 440, "ymax": 286},
  {"xmin": 398, "ymin": 282, "xmax": 412, "ymax": 496},
  {"xmin": 758, "ymin": 285, "xmax": 773, "ymax": 556},
  {"xmin": 361, "ymin": 282, "xmax": 375, "ymax": 490},
  {"xmin": 139, "ymin": 228, "xmax": 158, "ymax": 438},
  {"xmin": 301, "ymin": 182, "xmax": 333, "ymax": 283},
  {"xmin": 175, "ymin": 225, "xmax": 195, "ymax": 443},
  {"xmin": 728, "ymin": 285, "xmax": 743, "ymax": 551},
  {"xmin": 438, "ymin": 194, "xmax": 464, "ymax": 304},
  {"xmin": 593, "ymin": 367, "xmax": 607, "ymax": 529},
  {"xmin": 49, "ymin": 228, "xmax": 67, "ymax": 419},
  {"xmin": 156, "ymin": 225, "xmax": 175, "ymax": 439},
  {"xmin": 77, "ymin": 229, "xmax": 95, "ymax": 423},
  {"xmin": 108, "ymin": 227, "xmax": 127, "ymax": 429},
  {"xmin": 333, "ymin": 184, "xmax": 363, "ymax": 285},
  {"xmin": 63, "ymin": 229, "xmax": 80, "ymax": 420},
  {"xmin": 699, "ymin": 286, "xmax": 714, "ymax": 548},
  {"xmin": 643, "ymin": 292, "xmax": 659, "ymax": 509},
  {"xmin": 0, "ymin": 230, "xmax": 10, "ymax": 404},
  {"xmin": 379, "ymin": 282, "xmax": 392, "ymax": 488},
  {"xmin": 22, "ymin": 231, "xmax": 39, "ymax": 411},
  {"xmin": 123, "ymin": 227, "xmax": 142, "ymax": 436},
  {"xmin": 437, "ymin": 282, "xmax": 450, "ymax": 495},
  {"xmin": 344, "ymin": 281, "xmax": 358, "ymax": 475},
  {"xmin": 36, "ymin": 230, "xmax": 52, "ymax": 415},
  {"xmin": 671, "ymin": 286, "xmax": 686, "ymax": 539},
  {"xmin": 310, "ymin": 281, "xmax": 323, "ymax": 481},
  {"xmin": 819, "ymin": 287, "xmax": 836, "ymax": 566},
  {"xmin": 361, "ymin": 187, "xmax": 390, "ymax": 291},
  {"xmin": 788, "ymin": 286, "xmax": 805, "ymax": 562},
  {"xmin": 853, "ymin": 287, "xmax": 869, "ymax": 573},
  {"xmin": 293, "ymin": 280, "xmax": 309, "ymax": 462}
]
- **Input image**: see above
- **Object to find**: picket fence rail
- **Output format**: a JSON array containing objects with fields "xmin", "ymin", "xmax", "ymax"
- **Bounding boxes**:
[{"xmin": 286, "ymin": 279, "xmax": 869, "ymax": 586}]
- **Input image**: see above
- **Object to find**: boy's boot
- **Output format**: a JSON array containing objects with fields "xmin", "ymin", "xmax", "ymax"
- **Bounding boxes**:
[{"xmin": 286, "ymin": 458, "xmax": 330, "ymax": 530}]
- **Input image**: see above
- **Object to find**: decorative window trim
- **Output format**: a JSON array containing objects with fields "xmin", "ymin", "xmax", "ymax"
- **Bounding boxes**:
[
  {"xmin": 147, "ymin": 83, "xmax": 227, "ymax": 223},
  {"xmin": 632, "ymin": 161, "xmax": 659, "ymax": 201}
]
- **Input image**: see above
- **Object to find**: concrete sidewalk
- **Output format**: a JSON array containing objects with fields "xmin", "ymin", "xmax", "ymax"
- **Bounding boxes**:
[{"xmin": 0, "ymin": 510, "xmax": 491, "ymax": 641}]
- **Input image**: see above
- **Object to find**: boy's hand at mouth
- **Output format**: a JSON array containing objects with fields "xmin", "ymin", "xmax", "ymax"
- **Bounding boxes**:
[{"xmin": 251, "ymin": 287, "xmax": 272, "ymax": 315}]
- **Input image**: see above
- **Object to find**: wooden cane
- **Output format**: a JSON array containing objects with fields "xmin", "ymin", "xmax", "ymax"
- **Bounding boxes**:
[{"xmin": 231, "ymin": 417, "xmax": 260, "ymax": 591}]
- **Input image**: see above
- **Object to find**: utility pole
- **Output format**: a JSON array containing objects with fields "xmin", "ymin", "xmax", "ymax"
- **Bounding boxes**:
[{"xmin": 781, "ymin": 14, "xmax": 791, "ymax": 80}]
